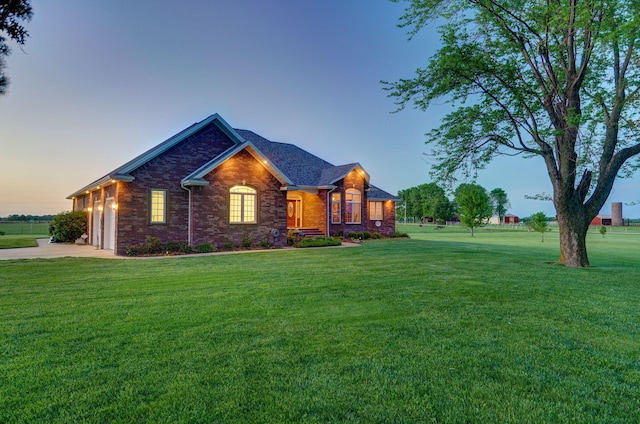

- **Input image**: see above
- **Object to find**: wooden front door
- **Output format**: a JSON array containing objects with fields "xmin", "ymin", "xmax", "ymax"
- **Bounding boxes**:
[{"xmin": 287, "ymin": 199, "xmax": 301, "ymax": 228}]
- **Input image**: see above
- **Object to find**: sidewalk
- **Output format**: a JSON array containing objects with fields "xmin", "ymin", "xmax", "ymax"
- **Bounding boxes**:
[{"xmin": 0, "ymin": 239, "xmax": 120, "ymax": 260}]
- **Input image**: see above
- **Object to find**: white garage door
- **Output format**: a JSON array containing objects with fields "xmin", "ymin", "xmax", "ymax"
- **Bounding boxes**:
[{"xmin": 104, "ymin": 198, "xmax": 116, "ymax": 250}]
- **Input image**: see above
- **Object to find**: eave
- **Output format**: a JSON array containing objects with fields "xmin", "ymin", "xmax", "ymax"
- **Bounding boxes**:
[{"xmin": 66, "ymin": 173, "xmax": 135, "ymax": 199}]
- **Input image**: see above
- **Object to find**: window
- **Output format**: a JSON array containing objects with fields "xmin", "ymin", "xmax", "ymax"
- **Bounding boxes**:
[
  {"xmin": 369, "ymin": 201, "xmax": 383, "ymax": 220},
  {"xmin": 345, "ymin": 188, "xmax": 361, "ymax": 224},
  {"xmin": 150, "ymin": 189, "xmax": 166, "ymax": 223},
  {"xmin": 230, "ymin": 185, "xmax": 257, "ymax": 223},
  {"xmin": 331, "ymin": 193, "xmax": 341, "ymax": 223}
]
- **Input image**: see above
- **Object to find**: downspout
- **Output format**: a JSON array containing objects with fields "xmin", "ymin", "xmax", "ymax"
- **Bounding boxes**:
[
  {"xmin": 326, "ymin": 187, "xmax": 337, "ymax": 237},
  {"xmin": 181, "ymin": 184, "xmax": 192, "ymax": 246}
]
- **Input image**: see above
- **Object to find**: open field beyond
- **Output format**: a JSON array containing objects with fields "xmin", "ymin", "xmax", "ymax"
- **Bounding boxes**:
[
  {"xmin": 1, "ymin": 228, "xmax": 639, "ymax": 422},
  {"xmin": 0, "ymin": 222, "xmax": 49, "ymax": 249}
]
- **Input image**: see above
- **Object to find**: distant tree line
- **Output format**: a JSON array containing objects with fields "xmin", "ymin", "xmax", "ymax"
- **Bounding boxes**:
[
  {"xmin": 397, "ymin": 183, "xmax": 519, "ymax": 236},
  {"xmin": 1, "ymin": 214, "xmax": 55, "ymax": 222}
]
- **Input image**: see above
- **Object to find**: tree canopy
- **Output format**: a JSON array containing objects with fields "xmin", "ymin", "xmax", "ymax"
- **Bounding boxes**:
[
  {"xmin": 398, "ymin": 182, "xmax": 453, "ymax": 223},
  {"xmin": 529, "ymin": 211, "xmax": 549, "ymax": 242},
  {"xmin": 454, "ymin": 183, "xmax": 493, "ymax": 236},
  {"xmin": 489, "ymin": 188, "xmax": 510, "ymax": 223},
  {"xmin": 0, "ymin": 0, "xmax": 33, "ymax": 95},
  {"xmin": 386, "ymin": 0, "xmax": 640, "ymax": 267}
]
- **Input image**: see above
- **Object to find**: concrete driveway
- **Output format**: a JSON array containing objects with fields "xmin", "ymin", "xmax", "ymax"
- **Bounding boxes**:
[{"xmin": 0, "ymin": 239, "xmax": 120, "ymax": 260}]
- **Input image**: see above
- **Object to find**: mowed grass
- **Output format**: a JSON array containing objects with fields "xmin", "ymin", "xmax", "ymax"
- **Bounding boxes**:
[
  {"xmin": 1, "ymin": 230, "xmax": 640, "ymax": 422},
  {"xmin": 0, "ymin": 222, "xmax": 50, "ymax": 249}
]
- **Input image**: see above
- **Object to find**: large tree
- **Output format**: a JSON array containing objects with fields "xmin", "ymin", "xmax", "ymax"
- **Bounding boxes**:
[
  {"xmin": 0, "ymin": 0, "xmax": 33, "ymax": 95},
  {"xmin": 418, "ymin": 182, "xmax": 453, "ymax": 223},
  {"xmin": 490, "ymin": 187, "xmax": 510, "ymax": 223},
  {"xmin": 385, "ymin": 0, "xmax": 640, "ymax": 267},
  {"xmin": 454, "ymin": 183, "xmax": 493, "ymax": 236}
]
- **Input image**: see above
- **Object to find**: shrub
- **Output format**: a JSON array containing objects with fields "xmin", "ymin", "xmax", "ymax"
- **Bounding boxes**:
[
  {"xmin": 287, "ymin": 229, "xmax": 305, "ymax": 246},
  {"xmin": 348, "ymin": 231, "xmax": 372, "ymax": 241},
  {"xmin": 126, "ymin": 244, "xmax": 141, "ymax": 256},
  {"xmin": 166, "ymin": 240, "xmax": 192, "ymax": 254},
  {"xmin": 49, "ymin": 211, "xmax": 87, "ymax": 242},
  {"xmin": 371, "ymin": 232, "xmax": 382, "ymax": 239},
  {"xmin": 195, "ymin": 242, "xmax": 215, "ymax": 253},
  {"xmin": 389, "ymin": 232, "xmax": 410, "ymax": 238},
  {"xmin": 141, "ymin": 236, "xmax": 163, "ymax": 254},
  {"xmin": 222, "ymin": 238, "xmax": 234, "ymax": 251},
  {"xmin": 294, "ymin": 237, "xmax": 342, "ymax": 248},
  {"xmin": 241, "ymin": 234, "xmax": 254, "ymax": 249},
  {"xmin": 258, "ymin": 239, "xmax": 274, "ymax": 249}
]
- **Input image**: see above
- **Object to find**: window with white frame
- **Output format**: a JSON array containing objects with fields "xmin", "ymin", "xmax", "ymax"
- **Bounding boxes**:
[
  {"xmin": 331, "ymin": 193, "xmax": 341, "ymax": 223},
  {"xmin": 230, "ymin": 185, "xmax": 257, "ymax": 223},
  {"xmin": 369, "ymin": 201, "xmax": 383, "ymax": 220},
  {"xmin": 345, "ymin": 188, "xmax": 361, "ymax": 224},
  {"xmin": 150, "ymin": 189, "xmax": 166, "ymax": 223}
]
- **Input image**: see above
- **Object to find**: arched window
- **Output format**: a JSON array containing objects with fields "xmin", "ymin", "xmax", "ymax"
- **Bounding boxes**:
[
  {"xmin": 345, "ymin": 188, "xmax": 361, "ymax": 224},
  {"xmin": 229, "ymin": 185, "xmax": 256, "ymax": 223}
]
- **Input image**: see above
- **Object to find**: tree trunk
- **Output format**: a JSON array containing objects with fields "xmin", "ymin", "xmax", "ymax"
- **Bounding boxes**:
[{"xmin": 555, "ymin": 203, "xmax": 590, "ymax": 267}]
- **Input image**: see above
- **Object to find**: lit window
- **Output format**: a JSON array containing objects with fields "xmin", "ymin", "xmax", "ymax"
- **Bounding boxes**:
[
  {"xmin": 230, "ymin": 185, "xmax": 257, "ymax": 224},
  {"xmin": 331, "ymin": 193, "xmax": 341, "ymax": 223},
  {"xmin": 345, "ymin": 188, "xmax": 361, "ymax": 224},
  {"xmin": 369, "ymin": 201, "xmax": 383, "ymax": 220},
  {"xmin": 151, "ymin": 190, "xmax": 166, "ymax": 223}
]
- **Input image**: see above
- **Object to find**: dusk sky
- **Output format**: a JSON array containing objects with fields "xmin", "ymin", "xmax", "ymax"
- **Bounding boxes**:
[{"xmin": 1, "ymin": 0, "xmax": 638, "ymax": 218}]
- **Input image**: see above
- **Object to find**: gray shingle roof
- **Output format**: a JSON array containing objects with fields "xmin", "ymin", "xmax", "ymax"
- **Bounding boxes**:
[
  {"xmin": 368, "ymin": 185, "xmax": 399, "ymax": 201},
  {"xmin": 235, "ymin": 129, "xmax": 336, "ymax": 186},
  {"xmin": 68, "ymin": 114, "xmax": 397, "ymax": 201}
]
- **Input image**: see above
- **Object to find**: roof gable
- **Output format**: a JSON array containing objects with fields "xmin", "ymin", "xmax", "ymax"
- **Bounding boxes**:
[
  {"xmin": 68, "ymin": 114, "xmax": 394, "ymax": 199},
  {"xmin": 182, "ymin": 142, "xmax": 292, "ymax": 186},
  {"xmin": 67, "ymin": 114, "xmax": 244, "ymax": 198},
  {"xmin": 116, "ymin": 113, "xmax": 244, "ymax": 175}
]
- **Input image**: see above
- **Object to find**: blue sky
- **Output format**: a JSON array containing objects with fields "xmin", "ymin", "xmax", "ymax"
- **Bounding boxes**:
[{"xmin": 1, "ymin": 0, "xmax": 638, "ymax": 218}]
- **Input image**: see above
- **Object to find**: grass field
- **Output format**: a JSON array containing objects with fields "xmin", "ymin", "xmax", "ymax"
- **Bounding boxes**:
[
  {"xmin": 0, "ymin": 222, "xmax": 50, "ymax": 249},
  {"xmin": 1, "ymin": 227, "xmax": 639, "ymax": 422}
]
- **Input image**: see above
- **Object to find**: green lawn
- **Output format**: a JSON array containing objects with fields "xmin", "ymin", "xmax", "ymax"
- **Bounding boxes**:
[
  {"xmin": 0, "ymin": 222, "xmax": 49, "ymax": 249},
  {"xmin": 1, "ymin": 230, "xmax": 639, "ymax": 422}
]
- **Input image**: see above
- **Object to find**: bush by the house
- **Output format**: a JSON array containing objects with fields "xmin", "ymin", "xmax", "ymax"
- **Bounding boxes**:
[
  {"xmin": 195, "ymin": 242, "xmax": 215, "ymax": 253},
  {"xmin": 389, "ymin": 231, "xmax": 410, "ymax": 238},
  {"xmin": 49, "ymin": 211, "xmax": 87, "ymax": 242},
  {"xmin": 126, "ymin": 237, "xmax": 192, "ymax": 256},
  {"xmin": 166, "ymin": 240, "xmax": 192, "ymax": 254},
  {"xmin": 222, "ymin": 238, "xmax": 234, "ymax": 251},
  {"xmin": 294, "ymin": 237, "xmax": 342, "ymax": 248},
  {"xmin": 241, "ymin": 234, "xmax": 254, "ymax": 249},
  {"xmin": 258, "ymin": 239, "xmax": 274, "ymax": 249},
  {"xmin": 287, "ymin": 229, "xmax": 305, "ymax": 246},
  {"xmin": 348, "ymin": 231, "xmax": 372, "ymax": 241},
  {"xmin": 371, "ymin": 232, "xmax": 382, "ymax": 239}
]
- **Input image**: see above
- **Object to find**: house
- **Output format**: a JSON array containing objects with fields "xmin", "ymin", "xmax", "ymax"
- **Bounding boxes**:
[
  {"xmin": 488, "ymin": 214, "xmax": 519, "ymax": 224},
  {"xmin": 504, "ymin": 214, "xmax": 519, "ymax": 224},
  {"xmin": 67, "ymin": 114, "xmax": 398, "ymax": 255}
]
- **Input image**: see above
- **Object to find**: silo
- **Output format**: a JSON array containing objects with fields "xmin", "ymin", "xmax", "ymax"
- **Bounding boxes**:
[{"xmin": 612, "ymin": 202, "xmax": 623, "ymax": 226}]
